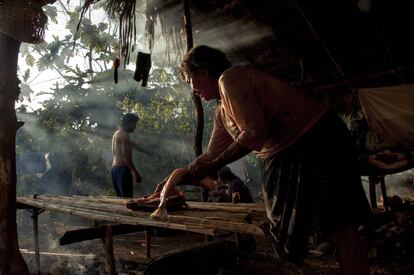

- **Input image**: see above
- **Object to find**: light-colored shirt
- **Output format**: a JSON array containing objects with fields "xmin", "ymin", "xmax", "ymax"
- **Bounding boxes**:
[{"xmin": 201, "ymin": 65, "xmax": 330, "ymax": 160}]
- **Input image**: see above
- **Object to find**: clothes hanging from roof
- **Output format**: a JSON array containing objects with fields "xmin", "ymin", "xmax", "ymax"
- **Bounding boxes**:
[
  {"xmin": 358, "ymin": 84, "xmax": 414, "ymax": 150},
  {"xmin": 133, "ymin": 52, "xmax": 151, "ymax": 87}
]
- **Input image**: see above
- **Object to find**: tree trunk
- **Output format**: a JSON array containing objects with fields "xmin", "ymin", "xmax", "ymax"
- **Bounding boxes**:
[{"xmin": 0, "ymin": 32, "xmax": 29, "ymax": 275}]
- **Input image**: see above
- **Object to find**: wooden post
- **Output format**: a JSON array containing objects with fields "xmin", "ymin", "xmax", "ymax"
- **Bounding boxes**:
[
  {"xmin": 60, "ymin": 224, "xmax": 144, "ymax": 245},
  {"xmin": 145, "ymin": 229, "xmax": 151, "ymax": 258},
  {"xmin": 234, "ymin": 233, "xmax": 241, "ymax": 251},
  {"xmin": 184, "ymin": 0, "xmax": 204, "ymax": 158},
  {"xmin": 204, "ymin": 234, "xmax": 214, "ymax": 243},
  {"xmin": 379, "ymin": 176, "xmax": 389, "ymax": 211},
  {"xmin": 103, "ymin": 225, "xmax": 116, "ymax": 275},
  {"xmin": 368, "ymin": 176, "xmax": 377, "ymax": 209},
  {"xmin": 31, "ymin": 209, "xmax": 43, "ymax": 275},
  {"xmin": 0, "ymin": 32, "xmax": 30, "ymax": 274}
]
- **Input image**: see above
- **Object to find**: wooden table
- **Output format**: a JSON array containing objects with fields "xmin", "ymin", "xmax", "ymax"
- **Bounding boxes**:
[
  {"xmin": 359, "ymin": 154, "xmax": 413, "ymax": 210},
  {"xmin": 17, "ymin": 195, "xmax": 267, "ymax": 274}
]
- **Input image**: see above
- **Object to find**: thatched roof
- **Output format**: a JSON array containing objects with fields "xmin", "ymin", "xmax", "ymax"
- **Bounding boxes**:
[
  {"xmin": 188, "ymin": 0, "xmax": 414, "ymax": 95},
  {"xmin": 82, "ymin": 0, "xmax": 414, "ymax": 94}
]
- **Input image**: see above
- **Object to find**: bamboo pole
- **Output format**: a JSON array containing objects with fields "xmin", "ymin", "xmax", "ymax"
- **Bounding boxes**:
[
  {"xmin": 17, "ymin": 198, "xmax": 218, "ymax": 236},
  {"xmin": 68, "ymin": 195, "xmax": 266, "ymax": 216},
  {"xmin": 26, "ymin": 196, "xmax": 264, "ymax": 230},
  {"xmin": 40, "ymin": 197, "xmax": 254, "ymax": 227},
  {"xmin": 186, "ymin": 201, "xmax": 266, "ymax": 212},
  {"xmin": 19, "ymin": 196, "xmax": 266, "ymax": 230},
  {"xmin": 72, "ymin": 195, "xmax": 130, "ymax": 205},
  {"xmin": 17, "ymin": 197, "xmax": 265, "ymax": 236},
  {"xmin": 32, "ymin": 195, "xmax": 262, "ymax": 221},
  {"xmin": 31, "ymin": 196, "xmax": 148, "ymax": 217},
  {"xmin": 38, "ymin": 197, "xmax": 264, "ymax": 235},
  {"xmin": 75, "ymin": 195, "xmax": 266, "ymax": 213}
]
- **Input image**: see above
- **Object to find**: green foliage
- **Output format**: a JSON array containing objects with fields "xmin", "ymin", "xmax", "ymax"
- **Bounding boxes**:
[
  {"xmin": 43, "ymin": 5, "xmax": 58, "ymax": 25},
  {"xmin": 16, "ymin": 0, "xmax": 210, "ymax": 195}
]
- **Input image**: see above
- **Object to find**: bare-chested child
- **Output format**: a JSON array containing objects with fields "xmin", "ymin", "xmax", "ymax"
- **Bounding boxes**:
[{"xmin": 111, "ymin": 113, "xmax": 150, "ymax": 197}]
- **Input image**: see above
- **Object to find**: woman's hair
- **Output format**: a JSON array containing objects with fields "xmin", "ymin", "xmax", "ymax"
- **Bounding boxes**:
[{"xmin": 179, "ymin": 45, "xmax": 232, "ymax": 81}]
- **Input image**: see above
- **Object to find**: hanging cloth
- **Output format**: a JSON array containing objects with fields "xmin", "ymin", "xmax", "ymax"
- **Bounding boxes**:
[
  {"xmin": 133, "ymin": 52, "xmax": 151, "ymax": 87},
  {"xmin": 113, "ymin": 46, "xmax": 120, "ymax": 84},
  {"xmin": 358, "ymin": 84, "xmax": 414, "ymax": 150}
]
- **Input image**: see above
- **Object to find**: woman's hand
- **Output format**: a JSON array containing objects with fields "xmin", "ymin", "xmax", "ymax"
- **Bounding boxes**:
[
  {"xmin": 152, "ymin": 167, "xmax": 190, "ymax": 221},
  {"xmin": 160, "ymin": 167, "xmax": 191, "ymax": 198}
]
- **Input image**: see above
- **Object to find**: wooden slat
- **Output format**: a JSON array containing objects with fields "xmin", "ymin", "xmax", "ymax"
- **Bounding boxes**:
[
  {"xmin": 67, "ymin": 197, "xmax": 264, "ymax": 235},
  {"xmin": 31, "ymin": 196, "xmax": 255, "ymax": 224},
  {"xmin": 31, "ymin": 195, "xmax": 266, "ymax": 224},
  {"xmin": 80, "ymin": 195, "xmax": 266, "ymax": 213},
  {"xmin": 186, "ymin": 201, "xmax": 266, "ymax": 212},
  {"xmin": 17, "ymin": 197, "xmax": 218, "ymax": 236},
  {"xmin": 60, "ymin": 225, "xmax": 144, "ymax": 245},
  {"xmin": 17, "ymin": 196, "xmax": 265, "ymax": 236},
  {"xmin": 70, "ymin": 195, "xmax": 266, "ymax": 214}
]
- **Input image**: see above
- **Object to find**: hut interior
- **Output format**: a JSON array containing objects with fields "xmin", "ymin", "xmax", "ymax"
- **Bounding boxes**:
[{"xmin": 1, "ymin": 0, "xmax": 414, "ymax": 274}]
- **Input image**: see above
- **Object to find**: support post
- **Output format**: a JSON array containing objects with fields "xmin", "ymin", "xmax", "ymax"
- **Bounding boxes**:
[
  {"xmin": 204, "ymin": 234, "xmax": 213, "ymax": 243},
  {"xmin": 234, "ymin": 233, "xmax": 241, "ymax": 251},
  {"xmin": 368, "ymin": 176, "xmax": 377, "ymax": 209},
  {"xmin": 184, "ymin": 0, "xmax": 204, "ymax": 158},
  {"xmin": 0, "ymin": 32, "xmax": 29, "ymax": 274},
  {"xmin": 103, "ymin": 225, "xmax": 116, "ymax": 275},
  {"xmin": 145, "ymin": 229, "xmax": 151, "ymax": 258},
  {"xmin": 379, "ymin": 176, "xmax": 389, "ymax": 211},
  {"xmin": 31, "ymin": 208, "xmax": 44, "ymax": 275}
]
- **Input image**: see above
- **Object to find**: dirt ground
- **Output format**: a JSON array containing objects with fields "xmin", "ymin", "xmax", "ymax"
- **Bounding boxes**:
[{"xmin": 17, "ymin": 204, "xmax": 414, "ymax": 275}]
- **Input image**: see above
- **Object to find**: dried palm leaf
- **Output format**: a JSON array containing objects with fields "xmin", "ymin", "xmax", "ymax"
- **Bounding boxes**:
[
  {"xmin": 76, "ymin": 0, "xmax": 138, "ymax": 65},
  {"xmin": 75, "ymin": 0, "xmax": 185, "ymax": 66}
]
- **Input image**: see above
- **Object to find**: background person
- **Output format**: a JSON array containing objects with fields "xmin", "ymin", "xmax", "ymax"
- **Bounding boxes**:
[{"xmin": 111, "ymin": 113, "xmax": 144, "ymax": 197}]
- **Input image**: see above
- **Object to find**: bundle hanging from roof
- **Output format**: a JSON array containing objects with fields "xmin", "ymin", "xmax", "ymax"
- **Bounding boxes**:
[
  {"xmin": 0, "ymin": 0, "xmax": 56, "ymax": 43},
  {"xmin": 77, "ymin": 0, "xmax": 138, "ymax": 65},
  {"xmin": 77, "ymin": 0, "xmax": 185, "ymax": 66}
]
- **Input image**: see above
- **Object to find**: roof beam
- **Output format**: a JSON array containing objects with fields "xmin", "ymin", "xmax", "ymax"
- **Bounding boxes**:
[
  {"xmin": 291, "ymin": 0, "xmax": 346, "ymax": 79},
  {"xmin": 309, "ymin": 65, "xmax": 414, "ymax": 92}
]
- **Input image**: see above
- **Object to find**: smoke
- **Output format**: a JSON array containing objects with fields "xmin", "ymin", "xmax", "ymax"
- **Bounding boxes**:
[
  {"xmin": 195, "ymin": 18, "xmax": 272, "ymax": 54},
  {"xmin": 385, "ymin": 169, "xmax": 414, "ymax": 200},
  {"xmin": 17, "ymin": 208, "xmax": 103, "ymax": 274},
  {"xmin": 361, "ymin": 169, "xmax": 414, "ymax": 209}
]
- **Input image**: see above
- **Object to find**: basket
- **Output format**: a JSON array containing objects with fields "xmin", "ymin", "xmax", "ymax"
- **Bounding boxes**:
[{"xmin": 0, "ymin": 0, "xmax": 56, "ymax": 43}]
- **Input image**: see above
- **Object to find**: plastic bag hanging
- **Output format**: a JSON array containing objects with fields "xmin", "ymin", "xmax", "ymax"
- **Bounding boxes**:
[{"xmin": 133, "ymin": 52, "xmax": 151, "ymax": 87}]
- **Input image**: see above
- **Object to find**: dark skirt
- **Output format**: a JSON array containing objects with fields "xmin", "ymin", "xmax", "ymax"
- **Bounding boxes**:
[{"xmin": 261, "ymin": 111, "xmax": 371, "ymax": 263}]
